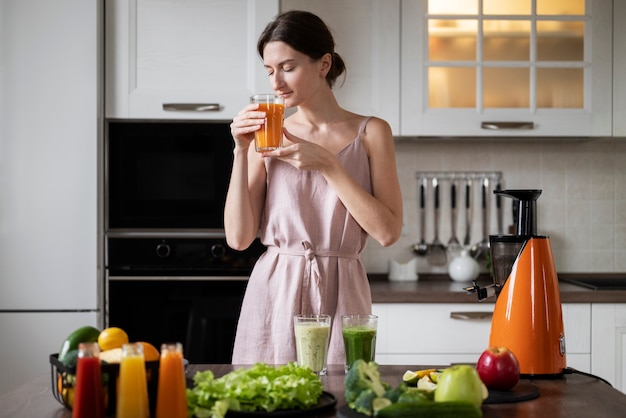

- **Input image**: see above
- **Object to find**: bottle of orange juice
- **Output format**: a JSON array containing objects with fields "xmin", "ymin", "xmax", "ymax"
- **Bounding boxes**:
[
  {"xmin": 155, "ymin": 342, "xmax": 187, "ymax": 418},
  {"xmin": 116, "ymin": 342, "xmax": 149, "ymax": 418}
]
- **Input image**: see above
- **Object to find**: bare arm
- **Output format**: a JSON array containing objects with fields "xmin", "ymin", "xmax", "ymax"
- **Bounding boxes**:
[{"xmin": 224, "ymin": 105, "xmax": 268, "ymax": 250}]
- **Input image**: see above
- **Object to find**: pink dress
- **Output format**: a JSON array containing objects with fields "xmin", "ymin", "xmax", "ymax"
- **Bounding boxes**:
[{"xmin": 232, "ymin": 117, "xmax": 373, "ymax": 365}]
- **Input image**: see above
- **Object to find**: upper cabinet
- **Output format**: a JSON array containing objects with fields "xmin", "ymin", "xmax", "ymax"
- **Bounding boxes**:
[
  {"xmin": 280, "ymin": 0, "xmax": 401, "ymax": 133},
  {"xmin": 105, "ymin": 0, "xmax": 279, "ymax": 120},
  {"xmin": 105, "ymin": 0, "xmax": 622, "ymax": 137},
  {"xmin": 614, "ymin": 0, "xmax": 626, "ymax": 136},
  {"xmin": 401, "ymin": 0, "xmax": 613, "ymax": 137}
]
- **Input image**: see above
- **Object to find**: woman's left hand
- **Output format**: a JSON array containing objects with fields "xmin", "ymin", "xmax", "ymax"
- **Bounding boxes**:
[{"xmin": 261, "ymin": 128, "xmax": 337, "ymax": 173}]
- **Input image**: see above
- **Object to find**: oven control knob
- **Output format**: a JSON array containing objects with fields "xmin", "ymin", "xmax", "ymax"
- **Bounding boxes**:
[
  {"xmin": 156, "ymin": 242, "xmax": 171, "ymax": 258},
  {"xmin": 211, "ymin": 243, "xmax": 226, "ymax": 258}
]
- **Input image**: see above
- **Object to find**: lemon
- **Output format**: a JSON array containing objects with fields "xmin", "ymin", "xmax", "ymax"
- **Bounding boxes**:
[
  {"xmin": 97, "ymin": 327, "xmax": 129, "ymax": 351},
  {"xmin": 416, "ymin": 368, "xmax": 437, "ymax": 378},
  {"xmin": 402, "ymin": 370, "xmax": 419, "ymax": 385}
]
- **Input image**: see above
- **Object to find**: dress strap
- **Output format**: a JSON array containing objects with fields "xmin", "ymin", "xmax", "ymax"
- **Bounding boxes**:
[{"xmin": 357, "ymin": 116, "xmax": 373, "ymax": 137}]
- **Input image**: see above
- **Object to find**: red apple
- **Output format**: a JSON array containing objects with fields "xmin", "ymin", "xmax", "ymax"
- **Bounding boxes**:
[{"xmin": 476, "ymin": 346, "xmax": 520, "ymax": 390}]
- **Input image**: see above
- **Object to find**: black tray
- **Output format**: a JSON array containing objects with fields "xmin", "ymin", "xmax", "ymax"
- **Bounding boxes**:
[{"xmin": 484, "ymin": 382, "xmax": 540, "ymax": 404}]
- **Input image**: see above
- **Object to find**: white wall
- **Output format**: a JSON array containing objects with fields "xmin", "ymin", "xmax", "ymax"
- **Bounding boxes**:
[{"xmin": 363, "ymin": 138, "xmax": 626, "ymax": 274}]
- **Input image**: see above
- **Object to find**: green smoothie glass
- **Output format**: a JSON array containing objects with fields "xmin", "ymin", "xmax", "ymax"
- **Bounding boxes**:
[{"xmin": 342, "ymin": 314, "xmax": 378, "ymax": 373}]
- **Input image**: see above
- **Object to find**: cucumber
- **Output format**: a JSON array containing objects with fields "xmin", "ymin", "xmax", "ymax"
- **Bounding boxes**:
[
  {"xmin": 376, "ymin": 401, "xmax": 482, "ymax": 418},
  {"xmin": 58, "ymin": 325, "xmax": 100, "ymax": 363}
]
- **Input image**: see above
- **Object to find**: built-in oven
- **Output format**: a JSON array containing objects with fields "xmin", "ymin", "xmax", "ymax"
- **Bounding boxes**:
[
  {"xmin": 106, "ymin": 120, "xmax": 234, "ymax": 230},
  {"xmin": 104, "ymin": 120, "xmax": 265, "ymax": 364},
  {"xmin": 106, "ymin": 236, "xmax": 265, "ymax": 363}
]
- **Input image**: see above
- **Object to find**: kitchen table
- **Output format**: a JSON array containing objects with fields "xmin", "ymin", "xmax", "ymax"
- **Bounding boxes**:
[{"xmin": 2, "ymin": 363, "xmax": 626, "ymax": 417}]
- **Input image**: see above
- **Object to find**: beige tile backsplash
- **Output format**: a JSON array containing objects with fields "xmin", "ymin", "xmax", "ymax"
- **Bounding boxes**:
[{"xmin": 362, "ymin": 138, "xmax": 626, "ymax": 274}]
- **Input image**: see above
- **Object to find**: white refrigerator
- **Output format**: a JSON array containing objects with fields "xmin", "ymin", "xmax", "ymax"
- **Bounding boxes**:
[{"xmin": 0, "ymin": 0, "xmax": 100, "ymax": 396}]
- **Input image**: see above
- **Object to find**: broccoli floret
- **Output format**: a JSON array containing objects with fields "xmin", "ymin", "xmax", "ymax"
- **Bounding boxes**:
[
  {"xmin": 383, "ymin": 383, "xmax": 408, "ymax": 403},
  {"xmin": 344, "ymin": 360, "xmax": 388, "ymax": 407},
  {"xmin": 353, "ymin": 389, "xmax": 378, "ymax": 415}
]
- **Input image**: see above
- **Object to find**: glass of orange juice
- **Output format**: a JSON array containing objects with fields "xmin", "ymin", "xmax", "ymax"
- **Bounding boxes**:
[{"xmin": 250, "ymin": 94, "xmax": 285, "ymax": 152}]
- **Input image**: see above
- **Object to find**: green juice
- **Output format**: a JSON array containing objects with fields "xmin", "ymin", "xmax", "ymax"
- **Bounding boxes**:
[{"xmin": 343, "ymin": 326, "xmax": 377, "ymax": 370}]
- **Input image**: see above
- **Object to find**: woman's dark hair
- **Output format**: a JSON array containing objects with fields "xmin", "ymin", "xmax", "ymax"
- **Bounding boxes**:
[{"xmin": 257, "ymin": 10, "xmax": 346, "ymax": 88}]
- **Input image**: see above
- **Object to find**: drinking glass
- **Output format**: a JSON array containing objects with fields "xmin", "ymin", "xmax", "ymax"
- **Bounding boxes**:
[
  {"xmin": 342, "ymin": 314, "xmax": 378, "ymax": 373},
  {"xmin": 250, "ymin": 94, "xmax": 285, "ymax": 152},
  {"xmin": 294, "ymin": 314, "xmax": 331, "ymax": 376}
]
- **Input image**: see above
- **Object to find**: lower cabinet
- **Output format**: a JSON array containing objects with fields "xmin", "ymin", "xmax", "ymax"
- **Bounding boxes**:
[
  {"xmin": 591, "ymin": 304, "xmax": 626, "ymax": 393},
  {"xmin": 372, "ymin": 303, "xmax": 591, "ymax": 373}
]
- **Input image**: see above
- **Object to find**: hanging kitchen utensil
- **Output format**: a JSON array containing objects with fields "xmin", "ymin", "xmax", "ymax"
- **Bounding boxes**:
[
  {"xmin": 412, "ymin": 177, "xmax": 429, "ymax": 256},
  {"xmin": 471, "ymin": 177, "xmax": 491, "ymax": 266},
  {"xmin": 496, "ymin": 181, "xmax": 503, "ymax": 235},
  {"xmin": 427, "ymin": 178, "xmax": 447, "ymax": 266},
  {"xmin": 447, "ymin": 181, "xmax": 462, "ymax": 259},
  {"xmin": 463, "ymin": 179, "xmax": 472, "ymax": 246}
]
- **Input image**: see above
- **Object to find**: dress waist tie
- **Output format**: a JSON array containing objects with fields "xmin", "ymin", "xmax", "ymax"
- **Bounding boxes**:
[{"xmin": 266, "ymin": 241, "xmax": 358, "ymax": 314}]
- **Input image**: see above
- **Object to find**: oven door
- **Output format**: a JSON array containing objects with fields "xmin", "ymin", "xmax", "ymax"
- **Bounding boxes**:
[
  {"xmin": 105, "ymin": 237, "xmax": 266, "ymax": 363},
  {"xmin": 106, "ymin": 120, "xmax": 233, "ymax": 230},
  {"xmin": 107, "ymin": 278, "xmax": 247, "ymax": 364}
]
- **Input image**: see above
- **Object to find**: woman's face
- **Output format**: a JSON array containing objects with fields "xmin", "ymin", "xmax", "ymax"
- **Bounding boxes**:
[{"xmin": 262, "ymin": 41, "xmax": 330, "ymax": 108}]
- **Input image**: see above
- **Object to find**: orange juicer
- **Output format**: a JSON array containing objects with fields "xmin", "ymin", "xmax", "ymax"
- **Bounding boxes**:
[{"xmin": 468, "ymin": 190, "xmax": 566, "ymax": 377}]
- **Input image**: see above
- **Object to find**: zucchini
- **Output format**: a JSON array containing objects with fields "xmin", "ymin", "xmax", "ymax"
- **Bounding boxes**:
[
  {"xmin": 58, "ymin": 325, "xmax": 100, "ymax": 363},
  {"xmin": 60, "ymin": 349, "xmax": 79, "ymax": 368},
  {"xmin": 376, "ymin": 401, "xmax": 482, "ymax": 418}
]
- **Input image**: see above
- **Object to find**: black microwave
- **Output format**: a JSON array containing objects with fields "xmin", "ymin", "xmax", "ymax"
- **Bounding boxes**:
[{"xmin": 105, "ymin": 120, "xmax": 234, "ymax": 231}]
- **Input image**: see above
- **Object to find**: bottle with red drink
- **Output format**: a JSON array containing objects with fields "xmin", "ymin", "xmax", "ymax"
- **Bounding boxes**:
[{"xmin": 72, "ymin": 342, "xmax": 105, "ymax": 418}]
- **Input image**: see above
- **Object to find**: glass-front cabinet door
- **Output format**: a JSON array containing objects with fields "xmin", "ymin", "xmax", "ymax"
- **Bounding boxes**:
[{"xmin": 401, "ymin": 0, "xmax": 612, "ymax": 137}]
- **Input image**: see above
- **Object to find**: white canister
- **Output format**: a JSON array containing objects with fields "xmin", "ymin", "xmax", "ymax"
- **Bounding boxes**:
[
  {"xmin": 448, "ymin": 250, "xmax": 480, "ymax": 282},
  {"xmin": 388, "ymin": 258, "xmax": 418, "ymax": 281}
]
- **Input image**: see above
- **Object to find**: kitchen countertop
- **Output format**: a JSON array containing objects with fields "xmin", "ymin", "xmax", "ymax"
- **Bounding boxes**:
[
  {"xmin": 4, "ymin": 364, "xmax": 626, "ymax": 417},
  {"xmin": 369, "ymin": 273, "xmax": 626, "ymax": 303}
]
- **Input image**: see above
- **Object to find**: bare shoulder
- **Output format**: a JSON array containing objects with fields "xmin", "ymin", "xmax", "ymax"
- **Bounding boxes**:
[{"xmin": 360, "ymin": 116, "xmax": 394, "ymax": 155}]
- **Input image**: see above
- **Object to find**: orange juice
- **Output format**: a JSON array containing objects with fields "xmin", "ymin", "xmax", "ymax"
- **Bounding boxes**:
[
  {"xmin": 155, "ymin": 343, "xmax": 187, "ymax": 418},
  {"xmin": 251, "ymin": 94, "xmax": 285, "ymax": 151},
  {"xmin": 116, "ymin": 343, "xmax": 149, "ymax": 418}
]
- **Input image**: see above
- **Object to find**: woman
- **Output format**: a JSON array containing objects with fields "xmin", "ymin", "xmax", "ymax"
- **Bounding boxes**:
[{"xmin": 225, "ymin": 10, "xmax": 403, "ymax": 365}]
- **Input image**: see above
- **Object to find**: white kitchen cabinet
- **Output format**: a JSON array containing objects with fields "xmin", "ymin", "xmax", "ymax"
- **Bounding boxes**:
[
  {"xmin": 613, "ymin": 0, "xmax": 626, "ymax": 136},
  {"xmin": 105, "ymin": 0, "xmax": 279, "ymax": 120},
  {"xmin": 280, "ymin": 0, "xmax": 401, "ymax": 134},
  {"xmin": 373, "ymin": 303, "xmax": 591, "ymax": 372},
  {"xmin": 591, "ymin": 304, "xmax": 626, "ymax": 393},
  {"xmin": 400, "ymin": 0, "xmax": 613, "ymax": 137},
  {"xmin": 0, "ymin": 0, "xmax": 100, "ymax": 396},
  {"xmin": 373, "ymin": 303, "xmax": 494, "ymax": 365}
]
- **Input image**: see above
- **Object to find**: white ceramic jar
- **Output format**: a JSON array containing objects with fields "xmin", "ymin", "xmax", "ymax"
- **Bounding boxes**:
[{"xmin": 448, "ymin": 249, "xmax": 480, "ymax": 282}]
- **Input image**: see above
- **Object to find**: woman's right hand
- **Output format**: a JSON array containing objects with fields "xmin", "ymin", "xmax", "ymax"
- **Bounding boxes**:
[{"xmin": 230, "ymin": 103, "xmax": 266, "ymax": 149}]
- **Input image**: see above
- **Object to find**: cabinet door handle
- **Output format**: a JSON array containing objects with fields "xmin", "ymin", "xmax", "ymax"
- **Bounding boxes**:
[
  {"xmin": 162, "ymin": 103, "xmax": 222, "ymax": 112},
  {"xmin": 481, "ymin": 121, "xmax": 534, "ymax": 130},
  {"xmin": 450, "ymin": 311, "xmax": 493, "ymax": 320}
]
